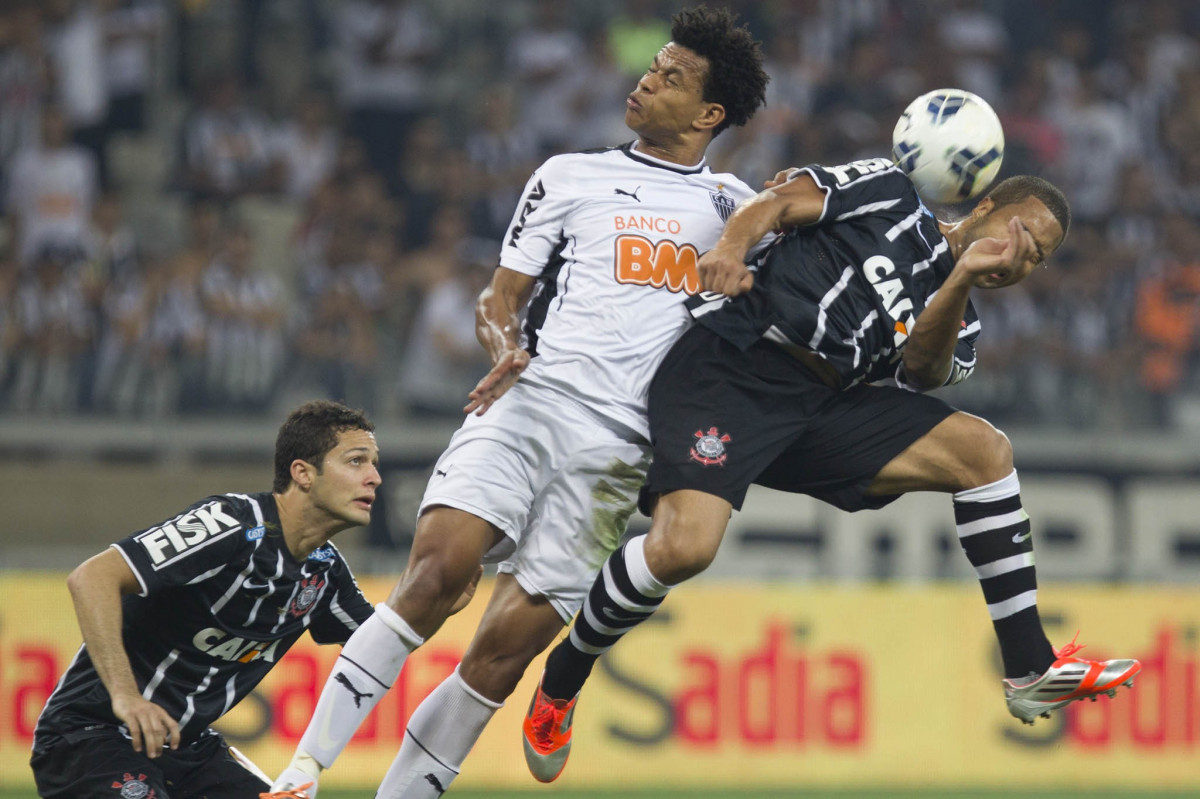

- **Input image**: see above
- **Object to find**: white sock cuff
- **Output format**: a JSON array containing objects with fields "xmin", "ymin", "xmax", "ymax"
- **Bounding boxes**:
[
  {"xmin": 453, "ymin": 665, "xmax": 504, "ymax": 710},
  {"xmin": 954, "ymin": 470, "xmax": 1020, "ymax": 504},
  {"xmin": 374, "ymin": 602, "xmax": 425, "ymax": 649},
  {"xmin": 625, "ymin": 535, "xmax": 672, "ymax": 596}
]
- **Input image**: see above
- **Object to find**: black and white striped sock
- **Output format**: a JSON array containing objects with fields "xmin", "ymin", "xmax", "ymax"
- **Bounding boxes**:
[
  {"xmin": 954, "ymin": 470, "xmax": 1056, "ymax": 679},
  {"xmin": 541, "ymin": 535, "xmax": 669, "ymax": 700}
]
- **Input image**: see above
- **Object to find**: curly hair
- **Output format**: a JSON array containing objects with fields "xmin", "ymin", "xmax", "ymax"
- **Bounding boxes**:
[
  {"xmin": 984, "ymin": 175, "xmax": 1072, "ymax": 241},
  {"xmin": 273, "ymin": 400, "xmax": 375, "ymax": 492},
  {"xmin": 670, "ymin": 5, "xmax": 768, "ymax": 137}
]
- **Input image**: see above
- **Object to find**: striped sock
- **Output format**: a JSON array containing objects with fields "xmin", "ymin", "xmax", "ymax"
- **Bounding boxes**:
[
  {"xmin": 954, "ymin": 471, "xmax": 1056, "ymax": 679},
  {"xmin": 541, "ymin": 536, "xmax": 669, "ymax": 700}
]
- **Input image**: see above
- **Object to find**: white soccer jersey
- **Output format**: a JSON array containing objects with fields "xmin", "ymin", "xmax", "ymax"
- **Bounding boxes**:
[{"xmin": 499, "ymin": 142, "xmax": 760, "ymax": 439}]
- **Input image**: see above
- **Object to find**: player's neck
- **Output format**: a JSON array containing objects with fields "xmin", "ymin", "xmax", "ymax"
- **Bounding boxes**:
[
  {"xmin": 939, "ymin": 220, "xmax": 967, "ymax": 263},
  {"xmin": 274, "ymin": 490, "xmax": 346, "ymax": 561},
  {"xmin": 632, "ymin": 136, "xmax": 707, "ymax": 167}
]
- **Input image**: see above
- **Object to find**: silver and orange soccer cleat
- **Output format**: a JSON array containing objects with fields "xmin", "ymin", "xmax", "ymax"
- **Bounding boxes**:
[{"xmin": 1003, "ymin": 633, "xmax": 1141, "ymax": 724}]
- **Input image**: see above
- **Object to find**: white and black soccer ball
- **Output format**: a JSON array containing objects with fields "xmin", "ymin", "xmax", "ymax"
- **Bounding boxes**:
[{"xmin": 892, "ymin": 88, "xmax": 1004, "ymax": 204}]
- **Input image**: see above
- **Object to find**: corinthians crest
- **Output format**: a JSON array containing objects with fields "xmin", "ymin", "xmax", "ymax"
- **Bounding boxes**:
[
  {"xmin": 690, "ymin": 427, "xmax": 731, "ymax": 466},
  {"xmin": 111, "ymin": 773, "xmax": 155, "ymax": 799},
  {"xmin": 289, "ymin": 574, "xmax": 327, "ymax": 617},
  {"xmin": 709, "ymin": 185, "xmax": 735, "ymax": 222}
]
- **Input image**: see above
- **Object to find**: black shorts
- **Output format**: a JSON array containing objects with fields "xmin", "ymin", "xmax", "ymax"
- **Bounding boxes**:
[
  {"xmin": 644, "ymin": 326, "xmax": 957, "ymax": 513},
  {"xmin": 30, "ymin": 727, "xmax": 267, "ymax": 799}
]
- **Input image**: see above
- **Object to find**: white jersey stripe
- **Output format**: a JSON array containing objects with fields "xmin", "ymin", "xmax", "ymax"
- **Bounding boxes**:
[
  {"xmin": 142, "ymin": 649, "xmax": 180, "ymax": 700},
  {"xmin": 885, "ymin": 207, "xmax": 924, "ymax": 241},
  {"xmin": 177, "ymin": 666, "xmax": 217, "ymax": 731},
  {"xmin": 838, "ymin": 198, "xmax": 902, "ymax": 222},
  {"xmin": 808, "ymin": 265, "xmax": 857, "ymax": 350}
]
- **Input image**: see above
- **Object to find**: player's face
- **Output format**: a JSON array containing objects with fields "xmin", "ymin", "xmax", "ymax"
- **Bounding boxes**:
[
  {"xmin": 968, "ymin": 196, "xmax": 1064, "ymax": 289},
  {"xmin": 310, "ymin": 428, "xmax": 381, "ymax": 528},
  {"xmin": 625, "ymin": 42, "xmax": 713, "ymax": 139}
]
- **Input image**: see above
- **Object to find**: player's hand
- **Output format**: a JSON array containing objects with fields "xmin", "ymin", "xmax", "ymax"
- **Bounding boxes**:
[
  {"xmin": 111, "ymin": 692, "xmax": 180, "ymax": 759},
  {"xmin": 464, "ymin": 347, "xmax": 530, "ymax": 416},
  {"xmin": 764, "ymin": 167, "xmax": 801, "ymax": 189},
  {"xmin": 698, "ymin": 248, "xmax": 755, "ymax": 296},
  {"xmin": 954, "ymin": 216, "xmax": 1037, "ymax": 287},
  {"xmin": 449, "ymin": 565, "xmax": 484, "ymax": 616}
]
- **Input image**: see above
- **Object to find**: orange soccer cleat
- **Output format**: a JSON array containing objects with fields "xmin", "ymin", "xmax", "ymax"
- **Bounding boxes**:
[
  {"xmin": 1003, "ymin": 633, "xmax": 1142, "ymax": 724},
  {"xmin": 259, "ymin": 781, "xmax": 314, "ymax": 799},
  {"xmin": 522, "ymin": 675, "xmax": 579, "ymax": 783}
]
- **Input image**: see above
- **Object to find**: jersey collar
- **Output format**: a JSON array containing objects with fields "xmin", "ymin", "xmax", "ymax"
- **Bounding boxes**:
[{"xmin": 622, "ymin": 141, "xmax": 709, "ymax": 175}]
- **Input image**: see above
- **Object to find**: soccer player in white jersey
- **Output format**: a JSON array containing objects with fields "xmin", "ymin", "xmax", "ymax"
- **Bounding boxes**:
[{"xmin": 263, "ymin": 7, "xmax": 770, "ymax": 798}]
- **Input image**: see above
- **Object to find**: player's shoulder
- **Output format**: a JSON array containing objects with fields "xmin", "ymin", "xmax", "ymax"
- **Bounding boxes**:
[
  {"xmin": 538, "ymin": 144, "xmax": 629, "ymax": 174},
  {"xmin": 803, "ymin": 157, "xmax": 910, "ymax": 193}
]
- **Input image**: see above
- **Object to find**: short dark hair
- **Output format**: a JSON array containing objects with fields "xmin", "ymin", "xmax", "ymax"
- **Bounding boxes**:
[
  {"xmin": 273, "ymin": 400, "xmax": 375, "ymax": 493},
  {"xmin": 670, "ymin": 5, "xmax": 768, "ymax": 137},
  {"xmin": 984, "ymin": 175, "xmax": 1072, "ymax": 241}
]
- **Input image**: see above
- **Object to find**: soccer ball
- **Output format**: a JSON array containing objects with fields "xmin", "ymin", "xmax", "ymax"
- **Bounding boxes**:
[{"xmin": 891, "ymin": 89, "xmax": 1004, "ymax": 204}]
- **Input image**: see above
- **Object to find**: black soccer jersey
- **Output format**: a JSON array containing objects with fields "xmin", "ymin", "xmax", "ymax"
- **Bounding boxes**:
[
  {"xmin": 33, "ymin": 492, "xmax": 373, "ymax": 751},
  {"xmin": 688, "ymin": 157, "xmax": 979, "ymax": 389}
]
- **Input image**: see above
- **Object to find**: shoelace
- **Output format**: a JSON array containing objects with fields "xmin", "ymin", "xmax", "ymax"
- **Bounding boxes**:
[
  {"xmin": 1055, "ymin": 630, "xmax": 1086, "ymax": 660},
  {"xmin": 259, "ymin": 782, "xmax": 313, "ymax": 799},
  {"xmin": 529, "ymin": 696, "xmax": 564, "ymax": 746}
]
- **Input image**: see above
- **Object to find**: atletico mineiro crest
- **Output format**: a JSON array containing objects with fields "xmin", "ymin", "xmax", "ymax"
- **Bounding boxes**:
[
  {"xmin": 690, "ymin": 427, "xmax": 731, "ymax": 466},
  {"xmin": 289, "ymin": 574, "xmax": 326, "ymax": 617},
  {"xmin": 112, "ymin": 773, "xmax": 155, "ymax": 798},
  {"xmin": 709, "ymin": 186, "xmax": 735, "ymax": 222}
]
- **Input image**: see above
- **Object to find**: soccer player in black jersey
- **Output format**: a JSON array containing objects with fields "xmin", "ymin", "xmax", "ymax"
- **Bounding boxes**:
[
  {"xmin": 30, "ymin": 400, "xmax": 380, "ymax": 799},
  {"xmin": 526, "ymin": 158, "xmax": 1142, "ymax": 778}
]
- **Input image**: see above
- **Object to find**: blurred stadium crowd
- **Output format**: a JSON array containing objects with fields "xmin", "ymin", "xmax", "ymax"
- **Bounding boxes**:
[{"xmin": 0, "ymin": 0, "xmax": 1197, "ymax": 429}]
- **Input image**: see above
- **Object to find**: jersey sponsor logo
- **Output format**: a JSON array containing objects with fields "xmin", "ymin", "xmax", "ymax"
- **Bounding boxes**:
[
  {"xmin": 289, "ymin": 574, "xmax": 327, "ymax": 617},
  {"xmin": 710, "ymin": 187, "xmax": 736, "ymax": 222},
  {"xmin": 244, "ymin": 525, "xmax": 265, "ymax": 542},
  {"xmin": 111, "ymin": 772, "xmax": 155, "ymax": 798},
  {"xmin": 862, "ymin": 255, "xmax": 916, "ymax": 348},
  {"xmin": 690, "ymin": 427, "xmax": 731, "ymax": 466},
  {"xmin": 614, "ymin": 235, "xmax": 701, "ymax": 294},
  {"xmin": 135, "ymin": 501, "xmax": 242, "ymax": 569},
  {"xmin": 193, "ymin": 627, "xmax": 282, "ymax": 663},
  {"xmin": 308, "ymin": 544, "xmax": 335, "ymax": 562},
  {"xmin": 507, "ymin": 179, "xmax": 545, "ymax": 246},
  {"xmin": 825, "ymin": 157, "xmax": 893, "ymax": 187},
  {"xmin": 613, "ymin": 214, "xmax": 682, "ymax": 234}
]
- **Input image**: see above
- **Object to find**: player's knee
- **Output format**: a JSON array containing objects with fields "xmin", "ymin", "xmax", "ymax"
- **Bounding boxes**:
[
  {"xmin": 645, "ymin": 518, "xmax": 720, "ymax": 583},
  {"xmin": 458, "ymin": 645, "xmax": 535, "ymax": 701},
  {"xmin": 958, "ymin": 417, "xmax": 1013, "ymax": 488}
]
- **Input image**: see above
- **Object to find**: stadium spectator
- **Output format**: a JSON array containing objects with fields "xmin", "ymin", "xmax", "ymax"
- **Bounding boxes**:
[
  {"xmin": 29, "ymin": 400, "xmax": 381, "ymax": 799},
  {"xmin": 5, "ymin": 104, "xmax": 98, "ymax": 265},
  {"xmin": 179, "ymin": 74, "xmax": 280, "ymax": 201},
  {"xmin": 0, "ymin": 3, "xmax": 47, "ymax": 187},
  {"xmin": 273, "ymin": 90, "xmax": 340, "ymax": 203},
  {"xmin": 101, "ymin": 0, "xmax": 164, "ymax": 134},
  {"xmin": 43, "ymin": 0, "xmax": 111, "ymax": 187}
]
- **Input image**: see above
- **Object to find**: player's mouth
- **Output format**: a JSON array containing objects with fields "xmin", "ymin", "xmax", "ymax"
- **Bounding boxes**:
[
  {"xmin": 627, "ymin": 94, "xmax": 642, "ymax": 111},
  {"xmin": 353, "ymin": 496, "xmax": 374, "ymax": 510}
]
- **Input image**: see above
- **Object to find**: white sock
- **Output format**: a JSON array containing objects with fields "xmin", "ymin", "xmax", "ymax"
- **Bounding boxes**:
[
  {"xmin": 374, "ymin": 665, "xmax": 503, "ymax": 799},
  {"xmin": 296, "ymin": 604, "xmax": 424, "ymax": 769},
  {"xmin": 625, "ymin": 534, "xmax": 673, "ymax": 595}
]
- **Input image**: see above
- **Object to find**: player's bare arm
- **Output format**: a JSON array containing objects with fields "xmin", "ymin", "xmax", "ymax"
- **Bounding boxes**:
[
  {"xmin": 465, "ymin": 266, "xmax": 536, "ymax": 416},
  {"xmin": 66, "ymin": 548, "xmax": 182, "ymax": 758},
  {"xmin": 904, "ymin": 217, "xmax": 1036, "ymax": 389},
  {"xmin": 698, "ymin": 174, "xmax": 827, "ymax": 296}
]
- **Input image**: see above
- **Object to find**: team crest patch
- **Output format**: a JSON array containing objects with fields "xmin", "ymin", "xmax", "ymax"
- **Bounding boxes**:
[
  {"xmin": 308, "ymin": 544, "xmax": 335, "ymax": 562},
  {"xmin": 111, "ymin": 773, "xmax": 155, "ymax": 798},
  {"xmin": 289, "ymin": 574, "xmax": 326, "ymax": 617},
  {"xmin": 690, "ymin": 427, "xmax": 731, "ymax": 466},
  {"xmin": 710, "ymin": 187, "xmax": 735, "ymax": 222}
]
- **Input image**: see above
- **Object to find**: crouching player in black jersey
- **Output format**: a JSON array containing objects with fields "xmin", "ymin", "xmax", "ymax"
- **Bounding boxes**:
[
  {"xmin": 524, "ymin": 159, "xmax": 1143, "ymax": 779},
  {"xmin": 30, "ymin": 400, "xmax": 383, "ymax": 799}
]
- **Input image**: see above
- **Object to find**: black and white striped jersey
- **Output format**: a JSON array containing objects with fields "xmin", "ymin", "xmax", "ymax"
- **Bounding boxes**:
[
  {"xmin": 33, "ymin": 491, "xmax": 373, "ymax": 751},
  {"xmin": 688, "ymin": 158, "xmax": 979, "ymax": 390}
]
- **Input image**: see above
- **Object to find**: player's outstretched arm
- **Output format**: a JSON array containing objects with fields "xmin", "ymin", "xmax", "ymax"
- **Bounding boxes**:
[
  {"xmin": 698, "ymin": 173, "xmax": 827, "ymax": 296},
  {"xmin": 465, "ymin": 267, "xmax": 536, "ymax": 416},
  {"xmin": 66, "ymin": 548, "xmax": 181, "ymax": 758}
]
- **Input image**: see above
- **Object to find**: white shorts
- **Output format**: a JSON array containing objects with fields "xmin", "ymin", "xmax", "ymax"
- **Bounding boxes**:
[{"xmin": 418, "ymin": 380, "xmax": 651, "ymax": 621}]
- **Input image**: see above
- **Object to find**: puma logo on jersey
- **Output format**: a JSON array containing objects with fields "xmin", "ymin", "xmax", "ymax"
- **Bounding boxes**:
[
  {"xmin": 136, "ymin": 501, "xmax": 242, "ymax": 568},
  {"xmin": 614, "ymin": 234, "xmax": 700, "ymax": 294},
  {"xmin": 614, "ymin": 186, "xmax": 642, "ymax": 202},
  {"xmin": 193, "ymin": 627, "xmax": 282, "ymax": 663}
]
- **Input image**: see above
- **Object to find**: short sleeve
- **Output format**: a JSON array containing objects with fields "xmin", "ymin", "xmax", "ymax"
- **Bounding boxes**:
[
  {"xmin": 797, "ymin": 159, "xmax": 914, "ymax": 226},
  {"xmin": 307, "ymin": 561, "xmax": 374, "ymax": 645},
  {"xmin": 499, "ymin": 158, "xmax": 574, "ymax": 277},
  {"xmin": 113, "ymin": 496, "xmax": 252, "ymax": 596}
]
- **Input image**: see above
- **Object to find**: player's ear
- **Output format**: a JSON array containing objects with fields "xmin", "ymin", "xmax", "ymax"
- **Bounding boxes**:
[
  {"xmin": 290, "ymin": 458, "xmax": 316, "ymax": 490},
  {"xmin": 694, "ymin": 102, "xmax": 725, "ymax": 134},
  {"xmin": 970, "ymin": 195, "xmax": 995, "ymax": 222}
]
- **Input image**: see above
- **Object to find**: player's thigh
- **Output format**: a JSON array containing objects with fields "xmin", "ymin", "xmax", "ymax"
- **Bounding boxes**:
[
  {"xmin": 499, "ymin": 424, "xmax": 651, "ymax": 622},
  {"xmin": 418, "ymin": 381, "xmax": 590, "ymax": 563},
  {"xmin": 31, "ymin": 732, "xmax": 170, "ymax": 799},
  {"xmin": 160, "ymin": 734, "xmax": 267, "ymax": 798},
  {"xmin": 869, "ymin": 409, "xmax": 1012, "ymax": 494},
  {"xmin": 756, "ymin": 382, "xmax": 957, "ymax": 511}
]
